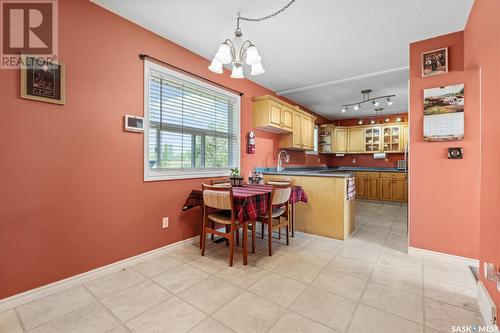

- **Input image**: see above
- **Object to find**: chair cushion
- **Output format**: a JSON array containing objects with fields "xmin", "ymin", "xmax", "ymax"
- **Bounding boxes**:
[
  {"xmin": 259, "ymin": 207, "xmax": 286, "ymax": 219},
  {"xmin": 208, "ymin": 213, "xmax": 233, "ymax": 224}
]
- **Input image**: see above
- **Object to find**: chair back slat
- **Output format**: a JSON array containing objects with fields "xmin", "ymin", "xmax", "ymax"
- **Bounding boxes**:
[
  {"xmin": 271, "ymin": 186, "xmax": 292, "ymax": 205},
  {"xmin": 202, "ymin": 184, "xmax": 233, "ymax": 210}
]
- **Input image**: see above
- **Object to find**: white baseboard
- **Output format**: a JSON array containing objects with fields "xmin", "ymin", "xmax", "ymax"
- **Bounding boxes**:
[
  {"xmin": 408, "ymin": 246, "xmax": 479, "ymax": 267},
  {"xmin": 477, "ymin": 281, "xmax": 498, "ymax": 329},
  {"xmin": 0, "ymin": 236, "xmax": 198, "ymax": 312}
]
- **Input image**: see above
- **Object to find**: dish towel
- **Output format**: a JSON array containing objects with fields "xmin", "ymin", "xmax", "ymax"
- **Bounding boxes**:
[{"xmin": 347, "ymin": 177, "xmax": 356, "ymax": 200}]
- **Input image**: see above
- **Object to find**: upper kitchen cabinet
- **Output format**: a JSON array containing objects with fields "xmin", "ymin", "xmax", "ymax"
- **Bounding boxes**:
[
  {"xmin": 332, "ymin": 127, "xmax": 347, "ymax": 153},
  {"xmin": 301, "ymin": 115, "xmax": 315, "ymax": 150},
  {"xmin": 364, "ymin": 126, "xmax": 381, "ymax": 153},
  {"xmin": 319, "ymin": 124, "xmax": 334, "ymax": 153},
  {"xmin": 381, "ymin": 124, "xmax": 401, "ymax": 152},
  {"xmin": 280, "ymin": 111, "xmax": 316, "ymax": 150},
  {"xmin": 253, "ymin": 95, "xmax": 297, "ymax": 133},
  {"xmin": 347, "ymin": 127, "xmax": 364, "ymax": 153}
]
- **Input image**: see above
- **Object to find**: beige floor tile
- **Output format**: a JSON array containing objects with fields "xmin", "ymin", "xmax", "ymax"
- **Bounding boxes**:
[
  {"xmin": 126, "ymin": 297, "xmax": 205, "ymax": 333},
  {"xmin": 101, "ymin": 280, "xmax": 172, "ymax": 321},
  {"xmin": 312, "ymin": 269, "xmax": 367, "ymax": 301},
  {"xmin": 339, "ymin": 244, "xmax": 380, "ymax": 264},
  {"xmin": 304, "ymin": 238, "xmax": 344, "ymax": 253},
  {"xmin": 248, "ymin": 273, "xmax": 307, "ymax": 307},
  {"xmin": 272, "ymin": 258, "xmax": 322, "ymax": 284},
  {"xmin": 370, "ymin": 265, "xmax": 423, "ymax": 295},
  {"xmin": 249, "ymin": 252, "xmax": 288, "ymax": 271},
  {"xmin": 190, "ymin": 318, "xmax": 234, "ymax": 333},
  {"xmin": 423, "ymin": 260, "xmax": 476, "ymax": 289},
  {"xmin": 0, "ymin": 309, "xmax": 23, "ymax": 333},
  {"xmin": 269, "ymin": 312, "xmax": 336, "ymax": 333},
  {"xmin": 216, "ymin": 265, "xmax": 268, "ymax": 288},
  {"xmin": 152, "ymin": 263, "xmax": 209, "ymax": 294},
  {"xmin": 425, "ymin": 298, "xmax": 484, "ymax": 332},
  {"xmin": 213, "ymin": 292, "xmax": 285, "ymax": 333},
  {"xmin": 361, "ymin": 283, "xmax": 423, "ymax": 323},
  {"xmin": 424, "ymin": 278, "xmax": 479, "ymax": 312},
  {"xmin": 377, "ymin": 253, "xmax": 422, "ymax": 275},
  {"xmin": 132, "ymin": 254, "xmax": 182, "ymax": 277},
  {"xmin": 106, "ymin": 326, "xmax": 129, "ymax": 333},
  {"xmin": 84, "ymin": 268, "xmax": 145, "ymax": 299},
  {"xmin": 35, "ymin": 302, "xmax": 119, "ymax": 333},
  {"xmin": 347, "ymin": 304, "xmax": 423, "ymax": 333},
  {"xmin": 292, "ymin": 247, "xmax": 336, "ymax": 267},
  {"xmin": 167, "ymin": 246, "xmax": 201, "ymax": 262},
  {"xmin": 17, "ymin": 285, "xmax": 95, "ymax": 330},
  {"xmin": 326, "ymin": 256, "xmax": 374, "ymax": 280},
  {"xmin": 290, "ymin": 287, "xmax": 357, "ymax": 332},
  {"xmin": 178, "ymin": 277, "xmax": 243, "ymax": 314},
  {"xmin": 190, "ymin": 254, "xmax": 230, "ymax": 274}
]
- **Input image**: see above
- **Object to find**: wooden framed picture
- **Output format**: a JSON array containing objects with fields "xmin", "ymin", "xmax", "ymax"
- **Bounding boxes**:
[
  {"xmin": 21, "ymin": 55, "xmax": 65, "ymax": 105},
  {"xmin": 421, "ymin": 47, "xmax": 448, "ymax": 77}
]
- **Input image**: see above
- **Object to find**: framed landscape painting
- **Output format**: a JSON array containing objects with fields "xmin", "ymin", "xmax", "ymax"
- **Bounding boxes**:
[
  {"xmin": 21, "ymin": 55, "xmax": 66, "ymax": 105},
  {"xmin": 422, "ymin": 47, "xmax": 448, "ymax": 77}
]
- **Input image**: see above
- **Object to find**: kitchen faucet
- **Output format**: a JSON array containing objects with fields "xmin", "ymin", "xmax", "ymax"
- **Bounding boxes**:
[{"xmin": 277, "ymin": 150, "xmax": 290, "ymax": 172}]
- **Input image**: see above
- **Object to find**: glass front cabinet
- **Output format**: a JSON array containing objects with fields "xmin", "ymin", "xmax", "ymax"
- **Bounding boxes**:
[
  {"xmin": 364, "ymin": 126, "xmax": 381, "ymax": 152},
  {"xmin": 382, "ymin": 125, "xmax": 401, "ymax": 152}
]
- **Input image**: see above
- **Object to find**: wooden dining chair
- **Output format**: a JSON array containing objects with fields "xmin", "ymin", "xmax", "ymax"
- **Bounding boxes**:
[
  {"xmin": 201, "ymin": 184, "xmax": 248, "ymax": 266},
  {"xmin": 264, "ymin": 178, "xmax": 294, "ymax": 240},
  {"xmin": 210, "ymin": 177, "xmax": 232, "ymax": 187},
  {"xmin": 257, "ymin": 184, "xmax": 292, "ymax": 256}
]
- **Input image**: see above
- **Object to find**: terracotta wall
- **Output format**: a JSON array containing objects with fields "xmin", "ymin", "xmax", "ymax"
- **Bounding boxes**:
[
  {"xmin": 0, "ymin": 0, "xmax": 324, "ymax": 299},
  {"xmin": 464, "ymin": 0, "xmax": 500, "ymax": 318},
  {"xmin": 327, "ymin": 113, "xmax": 407, "ymax": 168},
  {"xmin": 408, "ymin": 31, "xmax": 481, "ymax": 259}
]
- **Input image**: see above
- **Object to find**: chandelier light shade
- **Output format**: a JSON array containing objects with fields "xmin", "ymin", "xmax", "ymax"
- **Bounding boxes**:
[
  {"xmin": 208, "ymin": 0, "xmax": 296, "ymax": 79},
  {"xmin": 341, "ymin": 89, "xmax": 396, "ymax": 114}
]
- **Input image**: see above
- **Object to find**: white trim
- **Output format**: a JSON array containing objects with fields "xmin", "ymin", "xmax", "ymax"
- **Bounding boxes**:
[
  {"xmin": 143, "ymin": 60, "xmax": 241, "ymax": 182},
  {"xmin": 408, "ymin": 246, "xmax": 479, "ymax": 266},
  {"xmin": 0, "ymin": 236, "xmax": 197, "ymax": 312}
]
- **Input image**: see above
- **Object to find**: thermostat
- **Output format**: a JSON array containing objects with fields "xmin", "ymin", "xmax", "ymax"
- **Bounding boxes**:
[{"xmin": 124, "ymin": 115, "xmax": 144, "ymax": 133}]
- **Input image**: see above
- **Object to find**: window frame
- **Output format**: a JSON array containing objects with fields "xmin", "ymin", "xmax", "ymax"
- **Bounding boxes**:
[
  {"xmin": 143, "ymin": 60, "xmax": 241, "ymax": 181},
  {"xmin": 306, "ymin": 124, "xmax": 319, "ymax": 155}
]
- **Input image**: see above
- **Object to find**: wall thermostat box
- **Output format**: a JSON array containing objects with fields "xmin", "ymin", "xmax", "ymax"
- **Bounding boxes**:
[
  {"xmin": 124, "ymin": 115, "xmax": 144, "ymax": 132},
  {"xmin": 448, "ymin": 147, "xmax": 463, "ymax": 159}
]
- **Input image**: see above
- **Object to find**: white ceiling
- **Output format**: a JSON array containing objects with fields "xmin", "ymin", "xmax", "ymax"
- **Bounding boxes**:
[{"xmin": 92, "ymin": 0, "xmax": 473, "ymax": 120}]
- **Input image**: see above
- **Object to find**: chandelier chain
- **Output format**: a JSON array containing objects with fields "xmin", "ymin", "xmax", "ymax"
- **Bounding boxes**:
[{"xmin": 236, "ymin": 0, "xmax": 296, "ymax": 30}]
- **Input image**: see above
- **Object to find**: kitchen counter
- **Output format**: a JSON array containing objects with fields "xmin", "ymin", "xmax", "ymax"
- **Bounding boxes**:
[{"xmin": 256, "ymin": 167, "xmax": 404, "ymax": 177}]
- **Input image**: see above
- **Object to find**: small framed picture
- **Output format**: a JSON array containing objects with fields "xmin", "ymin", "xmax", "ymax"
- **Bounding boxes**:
[
  {"xmin": 422, "ymin": 47, "xmax": 448, "ymax": 77},
  {"xmin": 124, "ymin": 115, "xmax": 144, "ymax": 132},
  {"xmin": 21, "ymin": 55, "xmax": 66, "ymax": 105}
]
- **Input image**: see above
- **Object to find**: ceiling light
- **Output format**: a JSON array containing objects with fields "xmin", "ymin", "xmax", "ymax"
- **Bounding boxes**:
[
  {"xmin": 208, "ymin": 0, "xmax": 296, "ymax": 79},
  {"xmin": 386, "ymin": 97, "xmax": 393, "ymax": 106},
  {"xmin": 372, "ymin": 100, "xmax": 379, "ymax": 107},
  {"xmin": 385, "ymin": 118, "xmax": 390, "ymax": 122},
  {"xmin": 358, "ymin": 119, "xmax": 363, "ymax": 125},
  {"xmin": 354, "ymin": 104, "xmax": 361, "ymax": 111},
  {"xmin": 339, "ymin": 89, "xmax": 396, "ymax": 115},
  {"xmin": 370, "ymin": 120, "xmax": 376, "ymax": 124},
  {"xmin": 341, "ymin": 107, "xmax": 347, "ymax": 113},
  {"xmin": 396, "ymin": 117, "xmax": 402, "ymax": 122}
]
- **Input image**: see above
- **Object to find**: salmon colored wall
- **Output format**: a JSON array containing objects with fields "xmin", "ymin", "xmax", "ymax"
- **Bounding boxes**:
[
  {"xmin": 327, "ymin": 113, "xmax": 408, "ymax": 168},
  {"xmin": 408, "ymin": 31, "xmax": 481, "ymax": 259},
  {"xmin": 0, "ymin": 0, "xmax": 322, "ymax": 299},
  {"xmin": 464, "ymin": 0, "xmax": 500, "ymax": 317}
]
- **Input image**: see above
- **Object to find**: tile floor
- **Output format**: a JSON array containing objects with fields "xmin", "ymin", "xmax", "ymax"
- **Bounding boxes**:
[{"xmin": 0, "ymin": 201, "xmax": 484, "ymax": 333}]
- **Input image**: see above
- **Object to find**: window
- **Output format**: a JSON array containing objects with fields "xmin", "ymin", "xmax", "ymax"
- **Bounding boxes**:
[
  {"xmin": 144, "ymin": 61, "xmax": 240, "ymax": 181},
  {"xmin": 306, "ymin": 125, "xmax": 319, "ymax": 155}
]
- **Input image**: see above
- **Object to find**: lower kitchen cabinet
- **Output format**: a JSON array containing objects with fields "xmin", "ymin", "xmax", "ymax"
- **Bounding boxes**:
[{"xmin": 355, "ymin": 171, "xmax": 407, "ymax": 203}]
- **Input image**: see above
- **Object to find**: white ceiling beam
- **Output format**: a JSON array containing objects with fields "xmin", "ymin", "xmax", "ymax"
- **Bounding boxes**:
[{"xmin": 276, "ymin": 66, "xmax": 409, "ymax": 96}]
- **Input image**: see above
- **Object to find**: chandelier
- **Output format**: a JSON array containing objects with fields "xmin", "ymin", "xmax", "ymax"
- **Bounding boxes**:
[
  {"xmin": 208, "ymin": 0, "xmax": 296, "ymax": 79},
  {"xmin": 341, "ymin": 89, "xmax": 395, "ymax": 113}
]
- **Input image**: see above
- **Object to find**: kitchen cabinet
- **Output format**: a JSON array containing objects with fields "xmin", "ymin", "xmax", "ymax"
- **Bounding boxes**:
[
  {"xmin": 364, "ymin": 126, "xmax": 381, "ymax": 152},
  {"xmin": 282, "ymin": 107, "xmax": 294, "ymax": 132},
  {"xmin": 318, "ymin": 125, "xmax": 334, "ymax": 153},
  {"xmin": 253, "ymin": 96, "xmax": 296, "ymax": 133},
  {"xmin": 332, "ymin": 128, "xmax": 347, "ymax": 153},
  {"xmin": 355, "ymin": 171, "xmax": 407, "ymax": 202},
  {"xmin": 347, "ymin": 127, "xmax": 364, "ymax": 153},
  {"xmin": 402, "ymin": 123, "xmax": 409, "ymax": 152},
  {"xmin": 382, "ymin": 125, "xmax": 401, "ymax": 152},
  {"xmin": 301, "ymin": 116, "xmax": 315, "ymax": 150}
]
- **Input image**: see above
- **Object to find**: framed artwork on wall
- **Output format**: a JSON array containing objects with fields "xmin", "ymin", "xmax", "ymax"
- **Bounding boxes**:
[
  {"xmin": 421, "ymin": 47, "xmax": 448, "ymax": 77},
  {"xmin": 21, "ymin": 55, "xmax": 66, "ymax": 105}
]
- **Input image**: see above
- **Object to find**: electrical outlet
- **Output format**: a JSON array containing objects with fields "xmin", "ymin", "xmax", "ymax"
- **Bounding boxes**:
[{"xmin": 162, "ymin": 217, "xmax": 169, "ymax": 228}]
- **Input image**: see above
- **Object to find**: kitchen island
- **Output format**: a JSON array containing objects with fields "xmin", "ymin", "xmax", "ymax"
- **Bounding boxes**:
[{"xmin": 258, "ymin": 168, "xmax": 356, "ymax": 241}]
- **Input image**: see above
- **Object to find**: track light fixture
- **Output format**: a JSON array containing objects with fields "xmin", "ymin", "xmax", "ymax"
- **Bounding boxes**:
[{"xmin": 340, "ymin": 89, "xmax": 396, "ymax": 114}]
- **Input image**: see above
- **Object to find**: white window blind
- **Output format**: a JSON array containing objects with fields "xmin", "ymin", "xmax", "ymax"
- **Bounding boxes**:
[{"xmin": 144, "ymin": 61, "xmax": 240, "ymax": 181}]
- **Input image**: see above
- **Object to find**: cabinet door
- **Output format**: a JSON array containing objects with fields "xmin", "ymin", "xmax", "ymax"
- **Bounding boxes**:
[
  {"xmin": 402, "ymin": 124, "xmax": 409, "ymax": 152},
  {"xmin": 269, "ymin": 102, "xmax": 282, "ymax": 127},
  {"xmin": 282, "ymin": 107, "xmax": 293, "ymax": 131},
  {"xmin": 301, "ymin": 117, "xmax": 313, "ymax": 149},
  {"xmin": 379, "ymin": 177, "xmax": 393, "ymax": 201},
  {"xmin": 355, "ymin": 176, "xmax": 366, "ymax": 199},
  {"xmin": 348, "ymin": 128, "xmax": 364, "ymax": 153},
  {"xmin": 292, "ymin": 112, "xmax": 302, "ymax": 148},
  {"xmin": 393, "ymin": 178, "xmax": 406, "ymax": 202},
  {"xmin": 333, "ymin": 128, "xmax": 347, "ymax": 153},
  {"xmin": 367, "ymin": 177, "xmax": 379, "ymax": 200}
]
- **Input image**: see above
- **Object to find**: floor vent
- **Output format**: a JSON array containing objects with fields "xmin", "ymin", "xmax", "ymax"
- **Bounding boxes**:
[{"xmin": 477, "ymin": 281, "xmax": 497, "ymax": 328}]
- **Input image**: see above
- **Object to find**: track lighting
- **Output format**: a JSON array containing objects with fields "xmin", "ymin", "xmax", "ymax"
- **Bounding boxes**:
[
  {"xmin": 354, "ymin": 104, "xmax": 360, "ymax": 111},
  {"xmin": 386, "ymin": 97, "xmax": 393, "ymax": 106},
  {"xmin": 372, "ymin": 100, "xmax": 379, "ymax": 107},
  {"xmin": 340, "ymin": 89, "xmax": 396, "ymax": 115}
]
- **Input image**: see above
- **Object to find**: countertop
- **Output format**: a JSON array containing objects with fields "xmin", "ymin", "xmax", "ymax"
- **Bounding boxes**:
[{"xmin": 255, "ymin": 166, "xmax": 405, "ymax": 178}]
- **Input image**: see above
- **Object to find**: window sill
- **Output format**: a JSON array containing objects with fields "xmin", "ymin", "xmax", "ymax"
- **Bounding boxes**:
[{"xmin": 144, "ymin": 169, "xmax": 231, "ymax": 182}]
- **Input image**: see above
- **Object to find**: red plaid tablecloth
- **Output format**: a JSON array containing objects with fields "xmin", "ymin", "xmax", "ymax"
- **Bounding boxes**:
[{"xmin": 182, "ymin": 184, "xmax": 308, "ymax": 223}]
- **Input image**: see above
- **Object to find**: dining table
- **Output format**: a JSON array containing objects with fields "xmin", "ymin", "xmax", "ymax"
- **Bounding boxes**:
[{"xmin": 182, "ymin": 184, "xmax": 308, "ymax": 245}]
